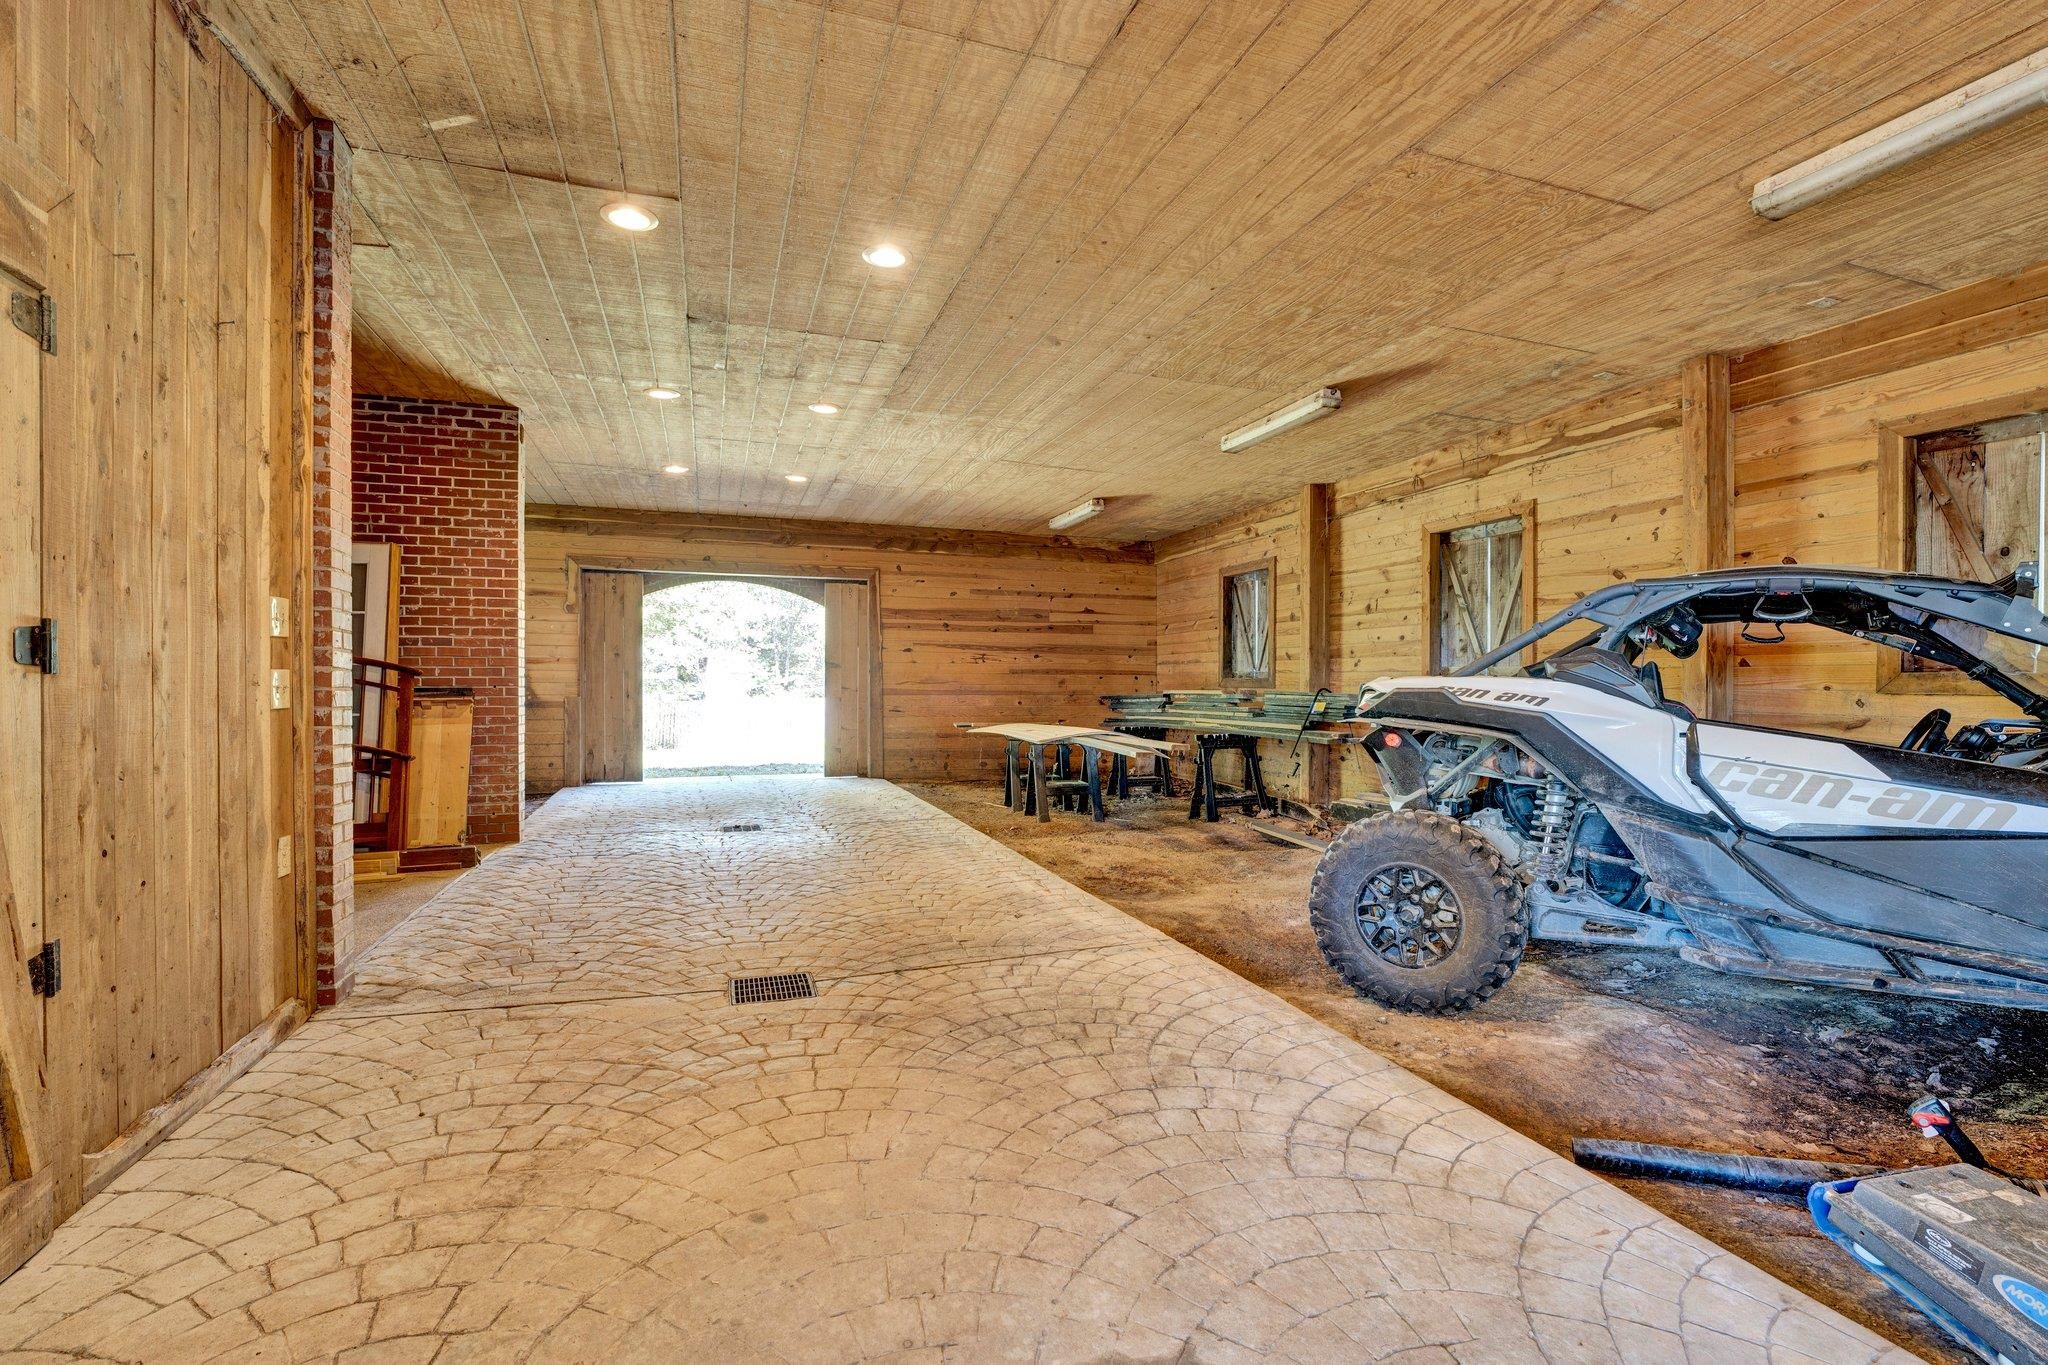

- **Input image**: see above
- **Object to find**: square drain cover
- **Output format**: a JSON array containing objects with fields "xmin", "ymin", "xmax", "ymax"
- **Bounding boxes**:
[{"xmin": 729, "ymin": 971, "xmax": 815, "ymax": 1005}]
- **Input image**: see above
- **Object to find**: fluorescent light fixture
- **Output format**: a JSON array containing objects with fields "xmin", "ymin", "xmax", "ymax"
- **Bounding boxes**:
[
  {"xmin": 1048, "ymin": 498, "xmax": 1105, "ymax": 532},
  {"xmin": 861, "ymin": 243, "xmax": 907, "ymax": 268},
  {"xmin": 784, "ymin": 473, "xmax": 809, "ymax": 484},
  {"xmin": 1221, "ymin": 387, "xmax": 1340, "ymax": 453},
  {"xmin": 644, "ymin": 386, "xmax": 681, "ymax": 401},
  {"xmin": 808, "ymin": 402, "xmax": 839, "ymax": 414},
  {"xmin": 1752, "ymin": 46, "xmax": 2048, "ymax": 220},
  {"xmin": 601, "ymin": 201, "xmax": 659, "ymax": 232},
  {"xmin": 663, "ymin": 464, "xmax": 688, "ymax": 475}
]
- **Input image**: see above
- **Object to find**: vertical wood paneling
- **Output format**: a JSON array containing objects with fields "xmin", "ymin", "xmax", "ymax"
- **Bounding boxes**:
[
  {"xmin": 822, "ymin": 582, "xmax": 873, "ymax": 777},
  {"xmin": 8, "ymin": 0, "xmax": 311, "ymax": 1240},
  {"xmin": 578, "ymin": 572, "xmax": 644, "ymax": 783}
]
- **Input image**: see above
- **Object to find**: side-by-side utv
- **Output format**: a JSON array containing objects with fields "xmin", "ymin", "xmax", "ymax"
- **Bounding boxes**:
[{"xmin": 1309, "ymin": 566, "xmax": 2048, "ymax": 1014}]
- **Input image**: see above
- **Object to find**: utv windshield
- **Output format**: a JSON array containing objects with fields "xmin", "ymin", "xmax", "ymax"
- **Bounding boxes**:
[
  {"xmin": 1930, "ymin": 618, "xmax": 2048, "ymax": 698},
  {"xmin": 1460, "ymin": 566, "xmax": 2048, "ymax": 720}
]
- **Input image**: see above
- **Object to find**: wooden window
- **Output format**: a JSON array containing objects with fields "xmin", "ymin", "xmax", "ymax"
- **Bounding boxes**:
[
  {"xmin": 1878, "ymin": 400, "xmax": 2048, "ymax": 698},
  {"xmin": 1904, "ymin": 413, "xmax": 2045, "ymax": 671},
  {"xmin": 1430, "ymin": 514, "xmax": 1527, "ymax": 674},
  {"xmin": 1220, "ymin": 560, "xmax": 1275, "ymax": 686},
  {"xmin": 1908, "ymin": 413, "xmax": 2044, "ymax": 582}
]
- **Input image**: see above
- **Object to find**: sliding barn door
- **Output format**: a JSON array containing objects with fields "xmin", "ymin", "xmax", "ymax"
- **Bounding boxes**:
[
  {"xmin": 579, "ymin": 572, "xmax": 644, "ymax": 782},
  {"xmin": 0, "ymin": 266, "xmax": 53, "ymax": 1274},
  {"xmin": 822, "ymin": 582, "xmax": 872, "ymax": 777}
]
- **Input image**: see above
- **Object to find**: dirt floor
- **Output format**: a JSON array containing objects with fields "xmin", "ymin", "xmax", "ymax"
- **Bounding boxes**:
[{"xmin": 908, "ymin": 781, "xmax": 2048, "ymax": 1362}]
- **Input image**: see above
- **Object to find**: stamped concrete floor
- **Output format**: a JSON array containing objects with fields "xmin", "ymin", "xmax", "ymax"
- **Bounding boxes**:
[{"xmin": 0, "ymin": 779, "xmax": 1917, "ymax": 1364}]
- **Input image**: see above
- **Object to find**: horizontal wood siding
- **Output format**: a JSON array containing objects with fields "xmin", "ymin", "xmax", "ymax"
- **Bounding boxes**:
[
  {"xmin": 1731, "ymin": 308, "xmax": 2048, "ymax": 742},
  {"xmin": 526, "ymin": 509, "xmax": 1158, "ymax": 786},
  {"xmin": 1155, "ymin": 386, "xmax": 1688, "ymax": 801}
]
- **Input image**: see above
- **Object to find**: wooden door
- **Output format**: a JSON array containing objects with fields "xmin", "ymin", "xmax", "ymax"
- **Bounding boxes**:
[
  {"xmin": 822, "ymin": 582, "xmax": 872, "ymax": 777},
  {"xmin": 0, "ymin": 266, "xmax": 54, "ymax": 1274},
  {"xmin": 578, "ymin": 572, "xmax": 643, "ymax": 782}
]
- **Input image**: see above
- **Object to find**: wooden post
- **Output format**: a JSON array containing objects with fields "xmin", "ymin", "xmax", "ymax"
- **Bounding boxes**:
[
  {"xmin": 1680, "ymin": 356, "xmax": 1736, "ymax": 720},
  {"xmin": 1298, "ymin": 483, "xmax": 1336, "ymax": 808}
]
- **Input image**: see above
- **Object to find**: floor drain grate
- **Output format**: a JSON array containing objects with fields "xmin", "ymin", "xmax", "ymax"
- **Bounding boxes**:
[
  {"xmin": 729, "ymin": 971, "xmax": 815, "ymax": 1005},
  {"xmin": 719, "ymin": 821, "xmax": 763, "ymax": 833}
]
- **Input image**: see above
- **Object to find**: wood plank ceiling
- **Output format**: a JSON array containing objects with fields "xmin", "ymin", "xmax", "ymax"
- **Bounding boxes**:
[{"xmin": 234, "ymin": 0, "xmax": 2048, "ymax": 539}]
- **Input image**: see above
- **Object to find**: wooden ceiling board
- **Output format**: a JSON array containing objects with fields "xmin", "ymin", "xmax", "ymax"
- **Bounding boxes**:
[
  {"xmin": 1423, "ymin": 2, "xmax": 2048, "ymax": 210},
  {"xmin": 248, "ymin": 0, "xmax": 2048, "ymax": 538}
]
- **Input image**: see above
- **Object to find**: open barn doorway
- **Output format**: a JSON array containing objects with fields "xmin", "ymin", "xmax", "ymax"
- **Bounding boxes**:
[
  {"xmin": 641, "ymin": 579, "xmax": 826, "ymax": 777},
  {"xmin": 574, "ymin": 569, "xmax": 874, "ymax": 783}
]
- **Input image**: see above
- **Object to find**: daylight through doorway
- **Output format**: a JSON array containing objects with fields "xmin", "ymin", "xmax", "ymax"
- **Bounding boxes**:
[{"xmin": 642, "ymin": 579, "xmax": 825, "ymax": 777}]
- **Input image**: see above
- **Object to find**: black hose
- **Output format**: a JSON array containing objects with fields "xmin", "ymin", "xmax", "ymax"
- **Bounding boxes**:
[{"xmin": 1572, "ymin": 1138, "xmax": 1889, "ymax": 1195}]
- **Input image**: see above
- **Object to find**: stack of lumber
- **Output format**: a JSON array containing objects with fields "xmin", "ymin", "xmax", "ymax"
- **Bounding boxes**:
[{"xmin": 1101, "ymin": 690, "xmax": 1357, "ymax": 742}]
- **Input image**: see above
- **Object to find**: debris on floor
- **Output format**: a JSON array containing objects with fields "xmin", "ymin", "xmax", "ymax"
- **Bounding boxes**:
[{"xmin": 911, "ymin": 780, "xmax": 2048, "ymax": 1362}]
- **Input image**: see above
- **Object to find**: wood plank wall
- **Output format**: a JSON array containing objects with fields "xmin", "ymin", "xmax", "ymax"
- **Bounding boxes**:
[
  {"xmin": 3, "ymin": 0, "xmax": 312, "ymax": 1233},
  {"xmin": 1158, "ymin": 262, "xmax": 2048, "ymax": 804},
  {"xmin": 526, "ymin": 507, "xmax": 1156, "ymax": 788},
  {"xmin": 1156, "ymin": 384, "xmax": 1688, "ymax": 801},
  {"xmin": 1729, "ymin": 263, "xmax": 2048, "ymax": 743}
]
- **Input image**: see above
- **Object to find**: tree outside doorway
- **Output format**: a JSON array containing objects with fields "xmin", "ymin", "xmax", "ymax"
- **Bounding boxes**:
[{"xmin": 642, "ymin": 580, "xmax": 824, "ymax": 776}]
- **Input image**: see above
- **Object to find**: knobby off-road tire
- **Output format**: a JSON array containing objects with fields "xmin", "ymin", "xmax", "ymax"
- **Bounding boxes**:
[{"xmin": 1309, "ymin": 809, "xmax": 1529, "ymax": 1014}]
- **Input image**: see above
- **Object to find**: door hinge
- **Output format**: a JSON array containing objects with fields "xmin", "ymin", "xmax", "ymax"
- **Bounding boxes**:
[
  {"xmin": 27, "ymin": 941, "xmax": 59, "ymax": 998},
  {"xmin": 7, "ymin": 289, "xmax": 54, "ymax": 354},
  {"xmin": 12, "ymin": 618, "xmax": 56, "ymax": 674}
]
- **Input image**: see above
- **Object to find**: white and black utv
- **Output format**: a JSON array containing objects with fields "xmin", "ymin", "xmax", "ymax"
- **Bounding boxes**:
[{"xmin": 1310, "ymin": 565, "xmax": 2048, "ymax": 1014}]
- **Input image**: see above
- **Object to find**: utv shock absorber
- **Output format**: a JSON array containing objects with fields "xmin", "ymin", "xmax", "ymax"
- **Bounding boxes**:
[{"xmin": 1530, "ymin": 777, "xmax": 1579, "ymax": 886}]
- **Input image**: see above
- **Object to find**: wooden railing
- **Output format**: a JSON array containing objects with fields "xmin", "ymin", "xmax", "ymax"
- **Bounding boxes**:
[{"xmin": 353, "ymin": 657, "xmax": 420, "ymax": 853}]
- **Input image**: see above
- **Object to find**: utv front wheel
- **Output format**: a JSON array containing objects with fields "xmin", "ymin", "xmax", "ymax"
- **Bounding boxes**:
[{"xmin": 1309, "ymin": 810, "xmax": 1528, "ymax": 1014}]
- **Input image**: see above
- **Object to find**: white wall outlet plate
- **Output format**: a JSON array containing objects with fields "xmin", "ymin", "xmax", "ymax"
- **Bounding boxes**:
[
  {"xmin": 270, "ymin": 596, "xmax": 290, "ymax": 638},
  {"xmin": 271, "ymin": 669, "xmax": 290, "ymax": 709},
  {"xmin": 276, "ymin": 835, "xmax": 292, "ymax": 878}
]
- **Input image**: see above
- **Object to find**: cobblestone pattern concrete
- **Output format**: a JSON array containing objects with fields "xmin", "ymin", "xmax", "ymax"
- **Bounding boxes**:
[{"xmin": 0, "ymin": 780, "xmax": 1915, "ymax": 1363}]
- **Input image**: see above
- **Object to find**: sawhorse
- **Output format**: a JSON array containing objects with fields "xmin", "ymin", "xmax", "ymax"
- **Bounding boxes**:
[{"xmin": 1188, "ymin": 734, "xmax": 1273, "ymax": 822}]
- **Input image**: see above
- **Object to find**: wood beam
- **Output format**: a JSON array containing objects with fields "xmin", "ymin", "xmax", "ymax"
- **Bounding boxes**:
[
  {"xmin": 1297, "ymin": 484, "xmax": 1336, "ymax": 809},
  {"xmin": 1680, "ymin": 355, "xmax": 1736, "ymax": 720}
]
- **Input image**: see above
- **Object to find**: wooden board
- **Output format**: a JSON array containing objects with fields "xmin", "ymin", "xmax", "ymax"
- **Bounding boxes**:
[
  {"xmin": 405, "ymin": 695, "xmax": 474, "ymax": 847},
  {"xmin": 578, "ymin": 571, "xmax": 644, "ymax": 783},
  {"xmin": 0, "ymin": 261, "xmax": 48, "ymax": 1199},
  {"xmin": 822, "ymin": 581, "xmax": 872, "ymax": 777}
]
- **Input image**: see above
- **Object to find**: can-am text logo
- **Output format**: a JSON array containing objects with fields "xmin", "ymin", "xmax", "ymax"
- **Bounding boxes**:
[
  {"xmin": 1704, "ymin": 759, "xmax": 2018, "ymax": 831},
  {"xmin": 1443, "ymin": 685, "xmax": 1551, "ymax": 709}
]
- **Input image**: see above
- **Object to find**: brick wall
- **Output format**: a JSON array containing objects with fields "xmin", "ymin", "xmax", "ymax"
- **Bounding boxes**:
[
  {"xmin": 352, "ymin": 394, "xmax": 524, "ymax": 846},
  {"xmin": 309, "ymin": 121, "xmax": 354, "ymax": 1008}
]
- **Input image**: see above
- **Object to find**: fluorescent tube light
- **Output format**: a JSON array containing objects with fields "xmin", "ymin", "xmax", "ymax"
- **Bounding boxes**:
[
  {"xmin": 1049, "ymin": 498, "xmax": 1105, "ymax": 532},
  {"xmin": 1752, "ymin": 47, "xmax": 2048, "ymax": 220},
  {"xmin": 1221, "ymin": 388, "xmax": 1340, "ymax": 453}
]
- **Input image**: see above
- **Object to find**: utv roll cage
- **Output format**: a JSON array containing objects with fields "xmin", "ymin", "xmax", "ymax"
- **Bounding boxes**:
[{"xmin": 1460, "ymin": 564, "xmax": 2048, "ymax": 721}]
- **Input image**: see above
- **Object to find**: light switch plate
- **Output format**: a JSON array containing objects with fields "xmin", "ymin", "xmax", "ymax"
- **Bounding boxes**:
[
  {"xmin": 276, "ymin": 835, "xmax": 292, "ymax": 878},
  {"xmin": 270, "ymin": 669, "xmax": 290, "ymax": 709},
  {"xmin": 270, "ymin": 596, "xmax": 289, "ymax": 638}
]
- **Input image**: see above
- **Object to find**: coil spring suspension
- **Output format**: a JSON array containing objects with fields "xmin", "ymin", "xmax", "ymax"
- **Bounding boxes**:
[{"xmin": 1530, "ymin": 777, "xmax": 1579, "ymax": 885}]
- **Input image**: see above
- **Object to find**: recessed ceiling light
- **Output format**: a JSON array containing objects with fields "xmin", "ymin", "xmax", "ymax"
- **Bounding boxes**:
[
  {"xmin": 663, "ymin": 464, "xmax": 688, "ymax": 475},
  {"xmin": 861, "ymin": 243, "xmax": 906, "ymax": 268},
  {"xmin": 602, "ymin": 202, "xmax": 659, "ymax": 232},
  {"xmin": 808, "ymin": 402, "xmax": 839, "ymax": 415},
  {"xmin": 644, "ymin": 386, "xmax": 681, "ymax": 400},
  {"xmin": 784, "ymin": 473, "xmax": 809, "ymax": 484}
]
